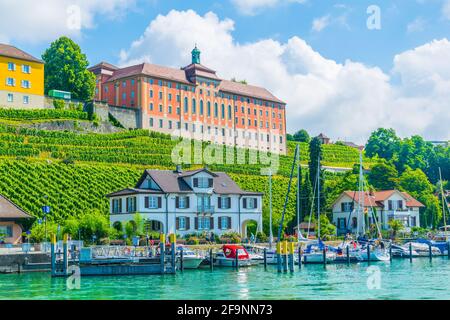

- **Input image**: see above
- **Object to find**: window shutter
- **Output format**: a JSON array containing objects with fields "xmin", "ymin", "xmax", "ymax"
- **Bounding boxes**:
[
  {"xmin": 254, "ymin": 198, "xmax": 257, "ymax": 208},
  {"xmin": 194, "ymin": 217, "xmax": 198, "ymax": 230},
  {"xmin": 145, "ymin": 196, "xmax": 149, "ymax": 208},
  {"xmin": 175, "ymin": 196, "xmax": 179, "ymax": 209},
  {"xmin": 186, "ymin": 217, "xmax": 190, "ymax": 230},
  {"xmin": 227, "ymin": 217, "xmax": 232, "ymax": 229},
  {"xmin": 119, "ymin": 199, "xmax": 122, "ymax": 213},
  {"xmin": 243, "ymin": 198, "xmax": 247, "ymax": 209},
  {"xmin": 6, "ymin": 226, "xmax": 12, "ymax": 237},
  {"xmin": 210, "ymin": 217, "xmax": 214, "ymax": 229},
  {"xmin": 193, "ymin": 178, "xmax": 198, "ymax": 187},
  {"xmin": 157, "ymin": 197, "xmax": 162, "ymax": 208},
  {"xmin": 208, "ymin": 178, "xmax": 213, "ymax": 188},
  {"xmin": 218, "ymin": 197, "xmax": 222, "ymax": 209},
  {"xmin": 176, "ymin": 217, "xmax": 180, "ymax": 230},
  {"xmin": 227, "ymin": 198, "xmax": 231, "ymax": 209},
  {"xmin": 218, "ymin": 216, "xmax": 222, "ymax": 229},
  {"xmin": 341, "ymin": 203, "xmax": 345, "ymax": 212},
  {"xmin": 186, "ymin": 196, "xmax": 190, "ymax": 208}
]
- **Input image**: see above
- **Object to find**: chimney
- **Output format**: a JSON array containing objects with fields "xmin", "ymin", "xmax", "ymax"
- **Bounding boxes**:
[{"xmin": 175, "ymin": 165, "xmax": 182, "ymax": 173}]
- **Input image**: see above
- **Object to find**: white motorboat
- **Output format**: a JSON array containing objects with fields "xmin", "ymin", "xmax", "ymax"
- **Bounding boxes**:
[
  {"xmin": 302, "ymin": 241, "xmax": 336, "ymax": 264},
  {"xmin": 403, "ymin": 242, "xmax": 441, "ymax": 256},
  {"xmin": 356, "ymin": 246, "xmax": 390, "ymax": 261},
  {"xmin": 177, "ymin": 246, "xmax": 205, "ymax": 269}
]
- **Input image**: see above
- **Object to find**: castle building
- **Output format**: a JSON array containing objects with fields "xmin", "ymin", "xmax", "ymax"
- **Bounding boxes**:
[{"xmin": 89, "ymin": 47, "xmax": 287, "ymax": 154}]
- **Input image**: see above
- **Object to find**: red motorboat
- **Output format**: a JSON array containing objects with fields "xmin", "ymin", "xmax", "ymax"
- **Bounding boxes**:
[{"xmin": 213, "ymin": 244, "xmax": 258, "ymax": 267}]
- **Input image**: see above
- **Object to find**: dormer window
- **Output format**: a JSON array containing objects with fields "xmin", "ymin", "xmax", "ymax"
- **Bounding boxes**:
[{"xmin": 193, "ymin": 177, "xmax": 213, "ymax": 188}]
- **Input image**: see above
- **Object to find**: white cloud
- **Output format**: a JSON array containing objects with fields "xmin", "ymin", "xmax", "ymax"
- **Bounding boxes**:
[
  {"xmin": 443, "ymin": 0, "xmax": 450, "ymax": 20},
  {"xmin": 407, "ymin": 17, "xmax": 426, "ymax": 33},
  {"xmin": 312, "ymin": 15, "xmax": 331, "ymax": 32},
  {"xmin": 0, "ymin": 0, "xmax": 139, "ymax": 43},
  {"xmin": 231, "ymin": 0, "xmax": 306, "ymax": 15},
  {"xmin": 119, "ymin": 10, "xmax": 450, "ymax": 143}
]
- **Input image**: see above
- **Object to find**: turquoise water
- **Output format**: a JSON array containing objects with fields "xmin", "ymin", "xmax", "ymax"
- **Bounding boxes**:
[{"xmin": 1, "ymin": 258, "xmax": 450, "ymax": 300}]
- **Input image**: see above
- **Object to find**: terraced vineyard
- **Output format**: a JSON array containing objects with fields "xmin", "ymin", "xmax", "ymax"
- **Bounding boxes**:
[{"xmin": 0, "ymin": 123, "xmax": 372, "ymax": 230}]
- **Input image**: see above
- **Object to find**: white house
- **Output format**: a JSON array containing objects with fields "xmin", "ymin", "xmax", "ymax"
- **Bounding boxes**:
[
  {"xmin": 106, "ymin": 166, "xmax": 263, "ymax": 238},
  {"xmin": 332, "ymin": 190, "xmax": 424, "ymax": 235}
]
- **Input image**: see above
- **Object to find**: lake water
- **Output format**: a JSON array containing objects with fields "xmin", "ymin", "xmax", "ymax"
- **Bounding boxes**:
[{"xmin": 1, "ymin": 257, "xmax": 450, "ymax": 300}]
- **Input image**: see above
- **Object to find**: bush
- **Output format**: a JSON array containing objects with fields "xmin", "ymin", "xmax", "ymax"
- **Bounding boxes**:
[
  {"xmin": 220, "ymin": 231, "xmax": 241, "ymax": 244},
  {"xmin": 53, "ymin": 99, "xmax": 65, "ymax": 110}
]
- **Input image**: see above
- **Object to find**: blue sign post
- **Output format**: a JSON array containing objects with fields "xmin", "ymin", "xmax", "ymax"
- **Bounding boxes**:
[{"xmin": 42, "ymin": 206, "xmax": 50, "ymax": 242}]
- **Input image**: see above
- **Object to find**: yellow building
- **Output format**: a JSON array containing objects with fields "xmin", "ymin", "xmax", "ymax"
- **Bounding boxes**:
[{"xmin": 0, "ymin": 43, "xmax": 45, "ymax": 108}]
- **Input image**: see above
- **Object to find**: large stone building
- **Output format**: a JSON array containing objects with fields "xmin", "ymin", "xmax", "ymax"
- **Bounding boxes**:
[
  {"xmin": 0, "ymin": 43, "xmax": 45, "ymax": 109},
  {"xmin": 89, "ymin": 47, "xmax": 287, "ymax": 154}
]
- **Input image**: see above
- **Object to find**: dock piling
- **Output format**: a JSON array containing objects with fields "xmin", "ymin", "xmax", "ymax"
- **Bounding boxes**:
[
  {"xmin": 346, "ymin": 246, "xmax": 350, "ymax": 265},
  {"xmin": 282, "ymin": 241, "xmax": 288, "ymax": 272},
  {"xmin": 276, "ymin": 242, "xmax": 282, "ymax": 273},
  {"xmin": 389, "ymin": 242, "xmax": 392, "ymax": 262},
  {"xmin": 298, "ymin": 244, "xmax": 302, "ymax": 270},
  {"xmin": 429, "ymin": 243, "xmax": 432, "ymax": 262},
  {"xmin": 263, "ymin": 248, "xmax": 267, "ymax": 270},
  {"xmin": 367, "ymin": 245, "xmax": 370, "ymax": 264},
  {"xmin": 409, "ymin": 242, "xmax": 413, "ymax": 263},
  {"xmin": 159, "ymin": 233, "xmax": 165, "ymax": 274},
  {"xmin": 210, "ymin": 248, "xmax": 214, "ymax": 271},
  {"xmin": 180, "ymin": 247, "xmax": 184, "ymax": 272},
  {"xmin": 169, "ymin": 234, "xmax": 176, "ymax": 274},
  {"xmin": 288, "ymin": 242, "xmax": 294, "ymax": 273},
  {"xmin": 235, "ymin": 249, "xmax": 239, "ymax": 270},
  {"xmin": 322, "ymin": 248, "xmax": 326, "ymax": 267},
  {"xmin": 447, "ymin": 242, "xmax": 450, "ymax": 260},
  {"xmin": 63, "ymin": 234, "xmax": 68, "ymax": 276}
]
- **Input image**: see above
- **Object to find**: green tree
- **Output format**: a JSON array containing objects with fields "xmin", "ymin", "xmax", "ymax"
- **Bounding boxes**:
[
  {"xmin": 78, "ymin": 210, "xmax": 110, "ymax": 244},
  {"xmin": 399, "ymin": 167, "xmax": 434, "ymax": 198},
  {"xmin": 293, "ymin": 129, "xmax": 310, "ymax": 143},
  {"xmin": 62, "ymin": 218, "xmax": 79, "ymax": 238},
  {"xmin": 420, "ymin": 194, "xmax": 442, "ymax": 229},
  {"xmin": 388, "ymin": 219, "xmax": 404, "ymax": 239},
  {"xmin": 365, "ymin": 128, "xmax": 401, "ymax": 160},
  {"xmin": 308, "ymin": 137, "xmax": 325, "ymax": 213},
  {"xmin": 317, "ymin": 214, "xmax": 336, "ymax": 240},
  {"xmin": 395, "ymin": 136, "xmax": 433, "ymax": 173},
  {"xmin": 368, "ymin": 161, "xmax": 399, "ymax": 190},
  {"xmin": 42, "ymin": 36, "xmax": 96, "ymax": 101}
]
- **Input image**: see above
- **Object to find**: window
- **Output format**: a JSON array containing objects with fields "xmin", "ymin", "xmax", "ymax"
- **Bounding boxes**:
[
  {"xmin": 159, "ymin": 104, "xmax": 163, "ymax": 112},
  {"xmin": 207, "ymin": 101, "xmax": 211, "ymax": 116},
  {"xmin": 168, "ymin": 120, "xmax": 172, "ymax": 129},
  {"xmin": 352, "ymin": 217, "xmax": 358, "ymax": 228},
  {"xmin": 192, "ymin": 98, "xmax": 196, "ymax": 114},
  {"xmin": 168, "ymin": 93, "xmax": 172, "ymax": 101},
  {"xmin": 22, "ymin": 65, "xmax": 31, "ymax": 73},
  {"xmin": 185, "ymin": 123, "xmax": 188, "ymax": 131},
  {"xmin": 158, "ymin": 80, "xmax": 163, "ymax": 86},
  {"xmin": 149, "ymin": 78, "xmax": 154, "ymax": 85},
  {"xmin": 7, "ymin": 93, "xmax": 13, "ymax": 102},
  {"xmin": 6, "ymin": 77, "xmax": 15, "ymax": 86},
  {"xmin": 337, "ymin": 218, "xmax": 346, "ymax": 229},
  {"xmin": 131, "ymin": 79, "xmax": 135, "ymax": 86},
  {"xmin": 221, "ymin": 104, "xmax": 225, "ymax": 119},
  {"xmin": 145, "ymin": 196, "xmax": 160, "ymax": 209},
  {"xmin": 159, "ymin": 119, "xmax": 163, "ymax": 128},
  {"xmin": 168, "ymin": 105, "xmax": 172, "ymax": 114},
  {"xmin": 149, "ymin": 103, "xmax": 153, "ymax": 111},
  {"xmin": 219, "ymin": 197, "xmax": 231, "ymax": 209},
  {"xmin": 159, "ymin": 91, "xmax": 163, "ymax": 100},
  {"xmin": 214, "ymin": 103, "xmax": 218, "ymax": 117},
  {"xmin": 126, "ymin": 197, "xmax": 137, "ymax": 213},
  {"xmin": 0, "ymin": 225, "xmax": 13, "ymax": 237},
  {"xmin": 149, "ymin": 118, "xmax": 153, "ymax": 127},
  {"xmin": 131, "ymin": 91, "xmax": 135, "ymax": 99},
  {"xmin": 197, "ymin": 194, "xmax": 211, "ymax": 210},
  {"xmin": 184, "ymin": 97, "xmax": 188, "ymax": 113},
  {"xmin": 23, "ymin": 96, "xmax": 29, "ymax": 104},
  {"xmin": 244, "ymin": 198, "xmax": 257, "ymax": 209},
  {"xmin": 122, "ymin": 81, "xmax": 126, "ymax": 87},
  {"xmin": 341, "ymin": 202, "xmax": 353, "ymax": 212},
  {"xmin": 7, "ymin": 62, "xmax": 15, "ymax": 71},
  {"xmin": 150, "ymin": 90, "xmax": 153, "ymax": 98},
  {"xmin": 177, "ymin": 196, "xmax": 189, "ymax": 209},
  {"xmin": 194, "ymin": 177, "xmax": 212, "ymax": 188},
  {"xmin": 192, "ymin": 124, "xmax": 196, "ymax": 132},
  {"xmin": 228, "ymin": 105, "xmax": 232, "ymax": 119},
  {"xmin": 122, "ymin": 93, "xmax": 126, "ymax": 100},
  {"xmin": 198, "ymin": 217, "xmax": 211, "ymax": 230},
  {"xmin": 112, "ymin": 199, "xmax": 122, "ymax": 213},
  {"xmin": 21, "ymin": 80, "xmax": 30, "ymax": 88},
  {"xmin": 176, "ymin": 107, "xmax": 180, "ymax": 115},
  {"xmin": 200, "ymin": 100, "xmax": 204, "ymax": 115},
  {"xmin": 220, "ymin": 216, "xmax": 230, "ymax": 229},
  {"xmin": 177, "ymin": 217, "xmax": 187, "ymax": 230}
]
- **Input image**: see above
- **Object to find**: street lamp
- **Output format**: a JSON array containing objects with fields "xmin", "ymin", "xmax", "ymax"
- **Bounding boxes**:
[{"xmin": 42, "ymin": 195, "xmax": 50, "ymax": 243}]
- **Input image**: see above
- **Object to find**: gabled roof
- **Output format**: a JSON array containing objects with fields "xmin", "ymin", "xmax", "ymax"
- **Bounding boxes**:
[
  {"xmin": 219, "ymin": 79, "xmax": 285, "ymax": 104},
  {"xmin": 334, "ymin": 190, "xmax": 425, "ymax": 208},
  {"xmin": 88, "ymin": 61, "xmax": 118, "ymax": 72},
  {"xmin": 0, "ymin": 43, "xmax": 43, "ymax": 63},
  {"xmin": 107, "ymin": 168, "xmax": 263, "ymax": 197},
  {"xmin": 0, "ymin": 194, "xmax": 33, "ymax": 219}
]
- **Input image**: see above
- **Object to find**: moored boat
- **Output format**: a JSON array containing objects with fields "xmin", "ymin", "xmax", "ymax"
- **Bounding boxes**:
[
  {"xmin": 177, "ymin": 245, "xmax": 205, "ymax": 269},
  {"xmin": 214, "ymin": 245, "xmax": 258, "ymax": 267}
]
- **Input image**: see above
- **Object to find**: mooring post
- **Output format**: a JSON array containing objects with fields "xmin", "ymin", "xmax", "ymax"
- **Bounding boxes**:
[
  {"xmin": 298, "ymin": 243, "xmax": 302, "ymax": 270},
  {"xmin": 346, "ymin": 246, "xmax": 350, "ymax": 265},
  {"xmin": 63, "ymin": 234, "xmax": 68, "ymax": 276},
  {"xmin": 409, "ymin": 242, "xmax": 413, "ymax": 263},
  {"xmin": 323, "ymin": 248, "xmax": 327, "ymax": 267},
  {"xmin": 282, "ymin": 241, "xmax": 288, "ymax": 272},
  {"xmin": 170, "ymin": 234, "xmax": 176, "ymax": 274},
  {"xmin": 180, "ymin": 247, "xmax": 184, "ymax": 272},
  {"xmin": 50, "ymin": 234, "xmax": 56, "ymax": 277},
  {"xmin": 263, "ymin": 248, "xmax": 267, "ymax": 270},
  {"xmin": 235, "ymin": 248, "xmax": 239, "ymax": 270},
  {"xmin": 389, "ymin": 242, "xmax": 392, "ymax": 262},
  {"xmin": 288, "ymin": 242, "xmax": 294, "ymax": 273},
  {"xmin": 447, "ymin": 242, "xmax": 450, "ymax": 260},
  {"xmin": 276, "ymin": 242, "xmax": 282, "ymax": 273},
  {"xmin": 159, "ymin": 233, "xmax": 165, "ymax": 274},
  {"xmin": 210, "ymin": 248, "xmax": 214, "ymax": 271},
  {"xmin": 429, "ymin": 243, "xmax": 432, "ymax": 262}
]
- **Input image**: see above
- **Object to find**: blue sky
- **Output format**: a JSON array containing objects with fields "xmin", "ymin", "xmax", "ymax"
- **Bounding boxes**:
[
  {"xmin": 1, "ymin": 0, "xmax": 449, "ymax": 141},
  {"xmin": 9, "ymin": 0, "xmax": 449, "ymax": 72}
]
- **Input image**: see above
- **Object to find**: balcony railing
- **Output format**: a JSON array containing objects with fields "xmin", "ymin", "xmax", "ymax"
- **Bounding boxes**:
[{"xmin": 197, "ymin": 205, "xmax": 215, "ymax": 214}]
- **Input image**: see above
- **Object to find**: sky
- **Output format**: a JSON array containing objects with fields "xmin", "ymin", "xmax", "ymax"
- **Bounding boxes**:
[{"xmin": 1, "ymin": 0, "xmax": 450, "ymax": 143}]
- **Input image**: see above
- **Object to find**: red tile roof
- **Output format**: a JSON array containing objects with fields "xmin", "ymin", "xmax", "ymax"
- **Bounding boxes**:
[
  {"xmin": 0, "ymin": 43, "xmax": 43, "ymax": 63},
  {"xmin": 99, "ymin": 61, "xmax": 284, "ymax": 104},
  {"xmin": 340, "ymin": 190, "xmax": 424, "ymax": 208}
]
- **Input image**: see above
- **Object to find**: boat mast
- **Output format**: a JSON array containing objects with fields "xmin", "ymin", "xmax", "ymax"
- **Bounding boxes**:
[
  {"xmin": 297, "ymin": 149, "xmax": 301, "ymax": 241},
  {"xmin": 317, "ymin": 154, "xmax": 321, "ymax": 240},
  {"xmin": 439, "ymin": 167, "xmax": 447, "ymax": 231},
  {"xmin": 269, "ymin": 169, "xmax": 273, "ymax": 249},
  {"xmin": 358, "ymin": 151, "xmax": 365, "ymax": 236}
]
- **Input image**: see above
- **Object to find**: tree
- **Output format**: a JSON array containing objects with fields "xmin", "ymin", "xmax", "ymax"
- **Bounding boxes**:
[
  {"xmin": 62, "ymin": 218, "xmax": 79, "ymax": 238},
  {"xmin": 42, "ymin": 36, "xmax": 96, "ymax": 101},
  {"xmin": 78, "ymin": 210, "xmax": 110, "ymax": 243},
  {"xmin": 368, "ymin": 161, "xmax": 399, "ymax": 190},
  {"xmin": 365, "ymin": 128, "xmax": 401, "ymax": 160},
  {"xmin": 388, "ymin": 219, "xmax": 404, "ymax": 239},
  {"xmin": 308, "ymin": 137, "xmax": 325, "ymax": 212},
  {"xmin": 317, "ymin": 214, "xmax": 336, "ymax": 240},
  {"xmin": 399, "ymin": 167, "xmax": 434, "ymax": 199},
  {"xmin": 293, "ymin": 129, "xmax": 310, "ymax": 143},
  {"xmin": 300, "ymin": 174, "xmax": 313, "ymax": 222},
  {"xmin": 286, "ymin": 133, "xmax": 294, "ymax": 141}
]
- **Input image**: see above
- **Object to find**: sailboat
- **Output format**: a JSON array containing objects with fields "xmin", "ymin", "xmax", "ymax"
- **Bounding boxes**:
[
  {"xmin": 302, "ymin": 154, "xmax": 337, "ymax": 264},
  {"xmin": 352, "ymin": 151, "xmax": 390, "ymax": 262}
]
